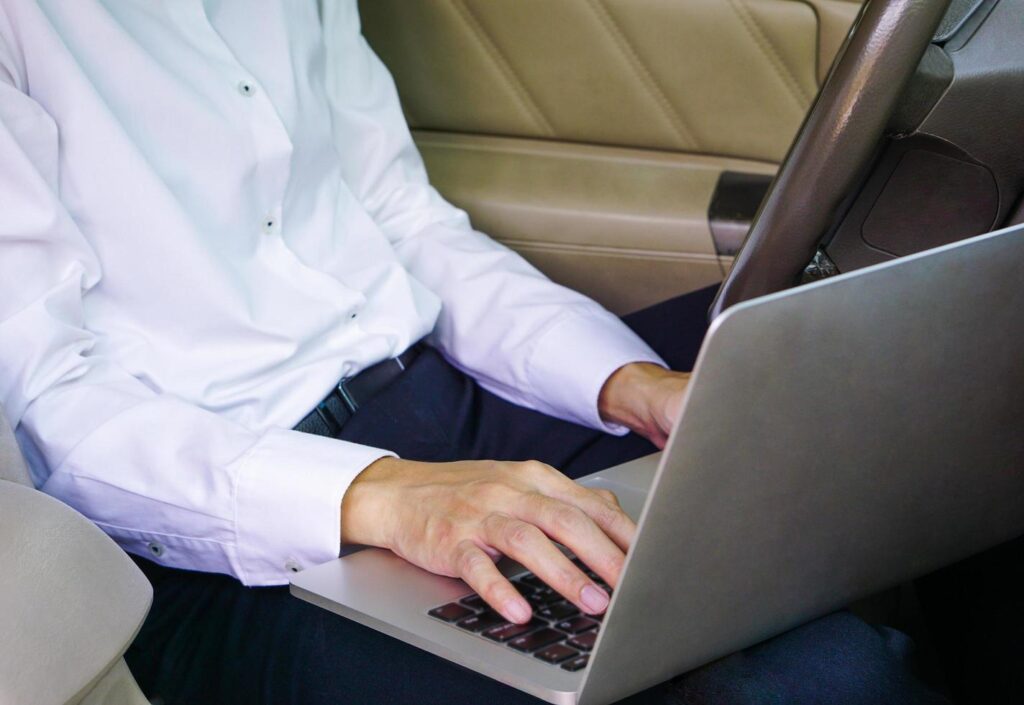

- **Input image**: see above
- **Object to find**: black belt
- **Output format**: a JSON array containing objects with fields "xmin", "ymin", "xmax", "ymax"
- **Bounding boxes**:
[{"xmin": 295, "ymin": 345, "xmax": 422, "ymax": 437}]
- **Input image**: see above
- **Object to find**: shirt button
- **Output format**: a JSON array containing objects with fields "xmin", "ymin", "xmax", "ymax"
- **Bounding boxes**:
[
  {"xmin": 285, "ymin": 559, "xmax": 302, "ymax": 573},
  {"xmin": 147, "ymin": 541, "xmax": 166, "ymax": 558},
  {"xmin": 237, "ymin": 80, "xmax": 258, "ymax": 97},
  {"xmin": 261, "ymin": 216, "xmax": 278, "ymax": 235}
]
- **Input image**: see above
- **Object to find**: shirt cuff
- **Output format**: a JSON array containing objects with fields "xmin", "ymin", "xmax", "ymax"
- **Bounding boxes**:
[
  {"xmin": 232, "ymin": 427, "xmax": 394, "ymax": 586},
  {"xmin": 526, "ymin": 307, "xmax": 666, "ymax": 435}
]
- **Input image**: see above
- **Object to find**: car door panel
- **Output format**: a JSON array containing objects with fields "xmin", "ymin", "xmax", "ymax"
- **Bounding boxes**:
[
  {"xmin": 807, "ymin": 0, "xmax": 863, "ymax": 81},
  {"xmin": 416, "ymin": 132, "xmax": 775, "ymax": 314},
  {"xmin": 359, "ymin": 0, "xmax": 859, "ymax": 313}
]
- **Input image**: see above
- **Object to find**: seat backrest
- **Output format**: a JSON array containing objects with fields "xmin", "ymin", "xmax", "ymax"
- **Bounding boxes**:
[
  {"xmin": 0, "ymin": 405, "xmax": 31, "ymax": 486},
  {"xmin": 359, "ymin": 0, "xmax": 861, "ymax": 163}
]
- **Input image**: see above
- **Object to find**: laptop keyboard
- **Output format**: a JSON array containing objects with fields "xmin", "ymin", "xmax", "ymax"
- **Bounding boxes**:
[{"xmin": 427, "ymin": 558, "xmax": 608, "ymax": 672}]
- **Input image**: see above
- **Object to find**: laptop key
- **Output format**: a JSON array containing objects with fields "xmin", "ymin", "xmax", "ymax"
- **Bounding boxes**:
[
  {"xmin": 561, "ymin": 654, "xmax": 590, "ymax": 672},
  {"xmin": 457, "ymin": 611, "xmax": 507, "ymax": 633},
  {"xmin": 508, "ymin": 628, "xmax": 566, "ymax": 653},
  {"xmin": 572, "ymin": 558, "xmax": 606, "ymax": 584},
  {"xmin": 567, "ymin": 631, "xmax": 598, "ymax": 651},
  {"xmin": 525, "ymin": 592, "xmax": 545, "ymax": 608},
  {"xmin": 526, "ymin": 589, "xmax": 562, "ymax": 608},
  {"xmin": 537, "ymin": 601, "xmax": 578, "ymax": 621},
  {"xmin": 483, "ymin": 619, "xmax": 544, "ymax": 643},
  {"xmin": 459, "ymin": 594, "xmax": 486, "ymax": 610},
  {"xmin": 534, "ymin": 644, "xmax": 579, "ymax": 664},
  {"xmin": 555, "ymin": 616, "xmax": 599, "ymax": 634},
  {"xmin": 517, "ymin": 574, "xmax": 548, "ymax": 591},
  {"xmin": 428, "ymin": 602, "xmax": 474, "ymax": 623}
]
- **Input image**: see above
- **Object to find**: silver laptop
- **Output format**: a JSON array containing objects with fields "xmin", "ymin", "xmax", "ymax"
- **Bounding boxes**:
[{"xmin": 292, "ymin": 224, "xmax": 1024, "ymax": 705}]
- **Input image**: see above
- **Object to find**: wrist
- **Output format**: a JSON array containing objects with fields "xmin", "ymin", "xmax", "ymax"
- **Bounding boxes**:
[
  {"xmin": 598, "ymin": 362, "xmax": 672, "ymax": 431},
  {"xmin": 340, "ymin": 455, "xmax": 405, "ymax": 549}
]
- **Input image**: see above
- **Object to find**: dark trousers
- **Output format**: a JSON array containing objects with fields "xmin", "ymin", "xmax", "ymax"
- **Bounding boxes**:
[{"xmin": 126, "ymin": 288, "xmax": 948, "ymax": 705}]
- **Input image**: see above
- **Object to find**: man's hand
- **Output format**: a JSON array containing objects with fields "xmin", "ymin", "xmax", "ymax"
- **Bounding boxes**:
[
  {"xmin": 599, "ymin": 363, "xmax": 691, "ymax": 449},
  {"xmin": 341, "ymin": 457, "xmax": 636, "ymax": 624}
]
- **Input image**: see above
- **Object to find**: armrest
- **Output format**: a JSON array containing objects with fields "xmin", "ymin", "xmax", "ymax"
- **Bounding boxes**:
[{"xmin": 0, "ymin": 481, "xmax": 152, "ymax": 705}]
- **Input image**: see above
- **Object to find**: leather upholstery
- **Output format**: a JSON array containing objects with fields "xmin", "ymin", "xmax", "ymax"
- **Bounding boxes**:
[
  {"xmin": 361, "ymin": 0, "xmax": 860, "ymax": 163},
  {"xmin": 357, "ymin": 0, "xmax": 861, "ymax": 312},
  {"xmin": 76, "ymin": 660, "xmax": 149, "ymax": 705},
  {"xmin": 808, "ymin": 0, "xmax": 865, "ymax": 82},
  {"xmin": 0, "ymin": 481, "xmax": 152, "ymax": 705},
  {"xmin": 416, "ymin": 132, "xmax": 775, "ymax": 314},
  {"xmin": 0, "ymin": 407, "xmax": 151, "ymax": 705}
]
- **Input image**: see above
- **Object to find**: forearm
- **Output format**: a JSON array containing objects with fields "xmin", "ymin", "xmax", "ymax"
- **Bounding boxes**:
[
  {"xmin": 24, "ymin": 370, "xmax": 386, "ymax": 586},
  {"xmin": 395, "ymin": 224, "xmax": 663, "ymax": 429}
]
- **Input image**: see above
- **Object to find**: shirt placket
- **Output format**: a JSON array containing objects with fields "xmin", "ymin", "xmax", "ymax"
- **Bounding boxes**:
[
  {"xmin": 169, "ymin": 0, "xmax": 292, "ymax": 241},
  {"xmin": 165, "ymin": 0, "xmax": 369, "ymax": 319}
]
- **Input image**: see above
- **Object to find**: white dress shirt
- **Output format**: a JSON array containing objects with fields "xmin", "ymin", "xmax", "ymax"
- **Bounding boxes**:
[{"xmin": 0, "ymin": 0, "xmax": 663, "ymax": 585}]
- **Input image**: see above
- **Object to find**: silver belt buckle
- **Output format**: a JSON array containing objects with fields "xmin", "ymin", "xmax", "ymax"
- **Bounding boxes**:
[{"xmin": 336, "ymin": 378, "xmax": 359, "ymax": 413}]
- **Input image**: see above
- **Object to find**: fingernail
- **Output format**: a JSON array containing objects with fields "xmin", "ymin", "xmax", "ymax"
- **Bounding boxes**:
[
  {"xmin": 581, "ymin": 584, "xmax": 610, "ymax": 614},
  {"xmin": 505, "ymin": 599, "xmax": 531, "ymax": 624}
]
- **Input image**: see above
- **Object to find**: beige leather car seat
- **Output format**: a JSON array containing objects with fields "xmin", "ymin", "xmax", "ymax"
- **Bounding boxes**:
[{"xmin": 0, "ymin": 407, "xmax": 152, "ymax": 705}]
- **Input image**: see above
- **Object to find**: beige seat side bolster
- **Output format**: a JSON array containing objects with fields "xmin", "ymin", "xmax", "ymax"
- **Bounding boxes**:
[
  {"xmin": 0, "ymin": 482, "xmax": 152, "ymax": 705},
  {"xmin": 74, "ymin": 659, "xmax": 149, "ymax": 705}
]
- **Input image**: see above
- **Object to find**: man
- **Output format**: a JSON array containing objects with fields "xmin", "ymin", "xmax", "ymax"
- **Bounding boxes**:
[{"xmin": 0, "ymin": 1, "xmax": 948, "ymax": 703}]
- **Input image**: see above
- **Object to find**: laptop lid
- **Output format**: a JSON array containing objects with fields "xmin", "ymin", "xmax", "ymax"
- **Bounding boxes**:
[{"xmin": 579, "ymin": 225, "xmax": 1024, "ymax": 705}]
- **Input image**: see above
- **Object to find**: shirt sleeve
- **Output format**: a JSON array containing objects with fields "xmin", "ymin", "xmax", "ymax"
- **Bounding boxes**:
[
  {"xmin": 0, "ymin": 72, "xmax": 390, "ymax": 586},
  {"xmin": 322, "ymin": 0, "xmax": 666, "ymax": 433}
]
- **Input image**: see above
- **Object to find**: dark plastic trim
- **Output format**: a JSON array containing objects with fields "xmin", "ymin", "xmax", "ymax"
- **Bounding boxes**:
[
  {"xmin": 933, "ymin": 0, "xmax": 986, "ymax": 42},
  {"xmin": 708, "ymin": 172, "xmax": 774, "ymax": 257}
]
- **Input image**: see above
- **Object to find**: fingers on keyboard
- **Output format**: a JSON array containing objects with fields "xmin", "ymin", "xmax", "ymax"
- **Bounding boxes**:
[{"xmin": 428, "ymin": 567, "xmax": 604, "ymax": 673}]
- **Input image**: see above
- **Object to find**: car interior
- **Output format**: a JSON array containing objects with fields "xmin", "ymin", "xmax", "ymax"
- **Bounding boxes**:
[{"xmin": 3, "ymin": 0, "xmax": 1023, "ymax": 702}]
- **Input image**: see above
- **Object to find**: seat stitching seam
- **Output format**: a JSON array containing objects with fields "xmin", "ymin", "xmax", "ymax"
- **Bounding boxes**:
[
  {"xmin": 450, "ymin": 0, "xmax": 556, "ymax": 137},
  {"xmin": 728, "ymin": 0, "xmax": 814, "ymax": 109},
  {"xmin": 584, "ymin": 0, "xmax": 700, "ymax": 151},
  {"xmin": 743, "ymin": 0, "xmax": 816, "ymax": 104}
]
